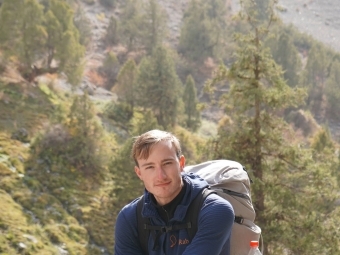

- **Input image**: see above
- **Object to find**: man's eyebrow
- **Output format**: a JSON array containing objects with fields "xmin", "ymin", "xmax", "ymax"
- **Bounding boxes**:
[
  {"xmin": 161, "ymin": 158, "xmax": 175, "ymax": 163},
  {"xmin": 140, "ymin": 162, "xmax": 154, "ymax": 168},
  {"xmin": 140, "ymin": 158, "xmax": 175, "ymax": 167}
]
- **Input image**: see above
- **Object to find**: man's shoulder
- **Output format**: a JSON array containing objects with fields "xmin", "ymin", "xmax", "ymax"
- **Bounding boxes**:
[
  {"xmin": 202, "ymin": 192, "xmax": 234, "ymax": 214},
  {"xmin": 117, "ymin": 197, "xmax": 140, "ymax": 221}
]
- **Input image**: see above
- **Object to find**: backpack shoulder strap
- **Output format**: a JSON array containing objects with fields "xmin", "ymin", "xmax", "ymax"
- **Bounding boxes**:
[
  {"xmin": 186, "ymin": 188, "xmax": 216, "ymax": 240},
  {"xmin": 136, "ymin": 188, "xmax": 215, "ymax": 253},
  {"xmin": 137, "ymin": 195, "xmax": 149, "ymax": 255}
]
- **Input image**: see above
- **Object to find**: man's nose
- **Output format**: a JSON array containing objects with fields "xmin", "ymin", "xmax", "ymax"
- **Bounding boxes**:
[{"xmin": 156, "ymin": 166, "xmax": 167, "ymax": 179}]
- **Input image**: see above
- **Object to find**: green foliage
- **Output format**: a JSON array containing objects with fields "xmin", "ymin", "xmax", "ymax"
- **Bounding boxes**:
[
  {"xmin": 324, "ymin": 59, "xmax": 340, "ymax": 119},
  {"xmin": 0, "ymin": 82, "xmax": 54, "ymax": 134},
  {"xmin": 208, "ymin": 1, "xmax": 340, "ymax": 254},
  {"xmin": 0, "ymin": 190, "xmax": 60, "ymax": 254},
  {"xmin": 137, "ymin": 46, "xmax": 183, "ymax": 129},
  {"xmin": 73, "ymin": 6, "xmax": 92, "ymax": 47},
  {"xmin": 29, "ymin": 93, "xmax": 107, "ymax": 186},
  {"xmin": 183, "ymin": 75, "xmax": 201, "ymax": 131},
  {"xmin": 58, "ymin": 29, "xmax": 85, "ymax": 85},
  {"xmin": 141, "ymin": 0, "xmax": 167, "ymax": 54},
  {"xmin": 311, "ymin": 127, "xmax": 334, "ymax": 153},
  {"xmin": 301, "ymin": 42, "xmax": 330, "ymax": 109},
  {"xmin": 0, "ymin": 0, "xmax": 24, "ymax": 52},
  {"xmin": 104, "ymin": 102, "xmax": 133, "ymax": 130},
  {"xmin": 1, "ymin": 1, "xmax": 339, "ymax": 254},
  {"xmin": 118, "ymin": 0, "xmax": 167, "ymax": 53},
  {"xmin": 110, "ymin": 138, "xmax": 144, "ymax": 213},
  {"xmin": 65, "ymin": 93, "xmax": 107, "ymax": 180},
  {"xmin": 99, "ymin": 51, "xmax": 120, "ymax": 89},
  {"xmin": 21, "ymin": 0, "xmax": 47, "ymax": 67},
  {"xmin": 269, "ymin": 31, "xmax": 302, "ymax": 87},
  {"xmin": 172, "ymin": 126, "xmax": 208, "ymax": 164},
  {"xmin": 178, "ymin": 0, "xmax": 228, "ymax": 62},
  {"xmin": 104, "ymin": 16, "xmax": 119, "ymax": 46},
  {"xmin": 0, "ymin": 0, "xmax": 46, "ymax": 69},
  {"xmin": 130, "ymin": 110, "xmax": 161, "ymax": 136},
  {"xmin": 283, "ymin": 24, "xmax": 314, "ymax": 51},
  {"xmin": 242, "ymin": 0, "xmax": 271, "ymax": 22},
  {"xmin": 118, "ymin": 0, "xmax": 144, "ymax": 51},
  {"xmin": 0, "ymin": 0, "xmax": 85, "ymax": 85},
  {"xmin": 113, "ymin": 58, "xmax": 138, "ymax": 110}
]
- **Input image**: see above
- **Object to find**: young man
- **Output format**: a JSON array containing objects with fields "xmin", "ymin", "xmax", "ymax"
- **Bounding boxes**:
[{"xmin": 114, "ymin": 129, "xmax": 234, "ymax": 255}]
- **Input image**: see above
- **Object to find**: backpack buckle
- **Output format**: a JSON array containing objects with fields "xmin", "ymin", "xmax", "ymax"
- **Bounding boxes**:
[
  {"xmin": 234, "ymin": 216, "xmax": 244, "ymax": 224},
  {"xmin": 161, "ymin": 226, "xmax": 173, "ymax": 233}
]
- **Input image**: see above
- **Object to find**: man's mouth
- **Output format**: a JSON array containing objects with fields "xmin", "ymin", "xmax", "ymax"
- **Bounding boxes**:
[{"xmin": 155, "ymin": 181, "xmax": 171, "ymax": 187}]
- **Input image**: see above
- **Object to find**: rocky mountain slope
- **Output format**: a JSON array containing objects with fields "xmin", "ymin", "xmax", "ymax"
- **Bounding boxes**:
[
  {"xmin": 89, "ymin": 0, "xmax": 340, "ymax": 140},
  {"xmin": 279, "ymin": 0, "xmax": 340, "ymax": 53},
  {"xmin": 44, "ymin": 0, "xmax": 340, "ymax": 139}
]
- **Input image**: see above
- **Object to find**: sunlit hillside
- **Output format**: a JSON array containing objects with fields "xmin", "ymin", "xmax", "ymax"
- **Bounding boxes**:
[{"xmin": 0, "ymin": 0, "xmax": 339, "ymax": 254}]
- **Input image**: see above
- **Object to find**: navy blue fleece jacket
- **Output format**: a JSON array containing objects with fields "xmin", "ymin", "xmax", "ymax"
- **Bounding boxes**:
[{"xmin": 114, "ymin": 173, "xmax": 234, "ymax": 255}]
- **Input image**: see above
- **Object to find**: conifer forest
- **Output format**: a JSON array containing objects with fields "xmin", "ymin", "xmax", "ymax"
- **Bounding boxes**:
[{"xmin": 0, "ymin": 0, "xmax": 339, "ymax": 254}]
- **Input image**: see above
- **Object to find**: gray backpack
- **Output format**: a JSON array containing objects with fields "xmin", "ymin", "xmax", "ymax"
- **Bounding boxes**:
[{"xmin": 184, "ymin": 160, "xmax": 262, "ymax": 255}]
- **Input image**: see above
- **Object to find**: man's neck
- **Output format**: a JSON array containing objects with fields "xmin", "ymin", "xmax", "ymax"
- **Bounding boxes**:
[{"xmin": 153, "ymin": 182, "xmax": 187, "ymax": 223}]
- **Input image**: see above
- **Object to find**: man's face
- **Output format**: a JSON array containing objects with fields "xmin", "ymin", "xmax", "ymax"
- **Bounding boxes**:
[{"xmin": 135, "ymin": 140, "xmax": 185, "ymax": 206}]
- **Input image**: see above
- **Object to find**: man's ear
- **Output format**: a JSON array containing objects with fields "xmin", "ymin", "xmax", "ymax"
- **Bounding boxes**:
[
  {"xmin": 135, "ymin": 166, "xmax": 142, "ymax": 180},
  {"xmin": 179, "ymin": 155, "xmax": 185, "ymax": 172}
]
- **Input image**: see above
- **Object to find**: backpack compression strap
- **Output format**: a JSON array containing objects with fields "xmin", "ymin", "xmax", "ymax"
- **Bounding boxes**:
[
  {"xmin": 137, "ymin": 196, "xmax": 149, "ymax": 255},
  {"xmin": 185, "ymin": 188, "xmax": 216, "ymax": 240}
]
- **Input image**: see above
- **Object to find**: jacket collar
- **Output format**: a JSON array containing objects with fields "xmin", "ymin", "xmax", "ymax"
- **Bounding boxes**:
[{"xmin": 141, "ymin": 173, "xmax": 209, "ymax": 222}]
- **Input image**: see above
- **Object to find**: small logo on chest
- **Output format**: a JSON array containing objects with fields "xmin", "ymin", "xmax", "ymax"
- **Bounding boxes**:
[
  {"xmin": 170, "ymin": 235, "xmax": 190, "ymax": 248},
  {"xmin": 178, "ymin": 238, "xmax": 189, "ymax": 245}
]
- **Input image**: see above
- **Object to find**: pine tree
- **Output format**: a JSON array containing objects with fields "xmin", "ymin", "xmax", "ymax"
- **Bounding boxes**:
[
  {"xmin": 178, "ymin": 0, "xmax": 227, "ymax": 62},
  {"xmin": 0, "ymin": 0, "xmax": 46, "ymax": 70},
  {"xmin": 244, "ymin": 0, "xmax": 270, "ymax": 22},
  {"xmin": 100, "ymin": 51, "xmax": 120, "ymax": 89},
  {"xmin": 0, "ymin": 0, "xmax": 85, "ymax": 85},
  {"xmin": 66, "ymin": 93, "xmax": 106, "ymax": 180},
  {"xmin": 45, "ymin": 0, "xmax": 85, "ymax": 85},
  {"xmin": 311, "ymin": 127, "xmax": 334, "ymax": 153},
  {"xmin": 137, "ymin": 46, "xmax": 182, "ymax": 129},
  {"xmin": 183, "ymin": 75, "xmax": 201, "ymax": 131},
  {"xmin": 118, "ymin": 0, "xmax": 144, "ymax": 51},
  {"xmin": 118, "ymin": 0, "xmax": 167, "ymax": 54},
  {"xmin": 270, "ymin": 31, "xmax": 301, "ymax": 87},
  {"xmin": 0, "ymin": 0, "xmax": 24, "ymax": 53},
  {"xmin": 207, "ymin": 0, "xmax": 340, "ymax": 253},
  {"xmin": 302, "ymin": 43, "xmax": 330, "ymax": 112},
  {"xmin": 21, "ymin": 0, "xmax": 47, "ymax": 67},
  {"xmin": 141, "ymin": 0, "xmax": 167, "ymax": 54},
  {"xmin": 131, "ymin": 109, "xmax": 162, "ymax": 136},
  {"xmin": 324, "ymin": 59, "xmax": 340, "ymax": 119},
  {"xmin": 73, "ymin": 6, "xmax": 92, "ymax": 47},
  {"xmin": 113, "ymin": 59, "xmax": 138, "ymax": 111},
  {"xmin": 104, "ymin": 16, "xmax": 119, "ymax": 46}
]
